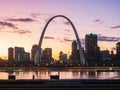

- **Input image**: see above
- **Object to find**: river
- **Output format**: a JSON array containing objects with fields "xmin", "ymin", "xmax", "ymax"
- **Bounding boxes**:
[{"xmin": 0, "ymin": 67, "xmax": 120, "ymax": 80}]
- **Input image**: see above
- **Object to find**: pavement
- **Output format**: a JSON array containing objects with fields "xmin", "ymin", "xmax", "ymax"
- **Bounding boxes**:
[{"xmin": 0, "ymin": 79, "xmax": 120, "ymax": 90}]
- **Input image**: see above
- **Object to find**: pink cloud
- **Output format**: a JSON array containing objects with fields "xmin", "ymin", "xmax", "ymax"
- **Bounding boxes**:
[
  {"xmin": 94, "ymin": 19, "xmax": 101, "ymax": 22},
  {"xmin": 30, "ymin": 13, "xmax": 54, "ymax": 18},
  {"xmin": 0, "ymin": 21, "xmax": 17, "ymax": 29},
  {"xmin": 110, "ymin": 25, "xmax": 120, "ymax": 29},
  {"xmin": 13, "ymin": 30, "xmax": 32, "ymax": 34},
  {"xmin": 64, "ymin": 29, "xmax": 71, "ymax": 32},
  {"xmin": 63, "ymin": 21, "xmax": 70, "ymax": 25},
  {"xmin": 64, "ymin": 38, "xmax": 73, "ymax": 42},
  {"xmin": 44, "ymin": 36, "xmax": 54, "ymax": 39},
  {"xmin": 6, "ymin": 18, "xmax": 35, "ymax": 22},
  {"xmin": 93, "ymin": 19, "xmax": 104, "ymax": 24}
]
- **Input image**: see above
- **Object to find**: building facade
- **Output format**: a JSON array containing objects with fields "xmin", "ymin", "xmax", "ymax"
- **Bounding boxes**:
[
  {"xmin": 85, "ymin": 33, "xmax": 99, "ymax": 65},
  {"xmin": 85, "ymin": 33, "xmax": 97, "ymax": 51},
  {"xmin": 59, "ymin": 51, "xmax": 67, "ymax": 63},
  {"xmin": 8, "ymin": 47, "xmax": 14, "ymax": 61},
  {"xmin": 43, "ymin": 48, "xmax": 52, "ymax": 63},
  {"xmin": 70, "ymin": 40, "xmax": 80, "ymax": 65},
  {"xmin": 14, "ymin": 47, "xmax": 25, "ymax": 61},
  {"xmin": 31, "ymin": 44, "xmax": 38, "ymax": 61},
  {"xmin": 19, "ymin": 52, "xmax": 30, "ymax": 62},
  {"xmin": 116, "ymin": 42, "xmax": 120, "ymax": 58}
]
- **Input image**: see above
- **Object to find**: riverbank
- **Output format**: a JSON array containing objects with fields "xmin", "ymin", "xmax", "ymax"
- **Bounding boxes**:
[{"xmin": 0, "ymin": 66, "xmax": 120, "ymax": 70}]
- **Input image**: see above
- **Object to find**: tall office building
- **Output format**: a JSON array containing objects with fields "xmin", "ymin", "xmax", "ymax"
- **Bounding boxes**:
[
  {"xmin": 31, "ymin": 44, "xmax": 38, "ymax": 61},
  {"xmin": 43, "ymin": 48, "xmax": 52, "ymax": 63},
  {"xmin": 85, "ymin": 33, "xmax": 97, "ymax": 51},
  {"xmin": 71, "ymin": 40, "xmax": 78, "ymax": 60},
  {"xmin": 14, "ymin": 47, "xmax": 25, "ymax": 61},
  {"xmin": 116, "ymin": 42, "xmax": 120, "ymax": 57},
  {"xmin": 70, "ymin": 40, "xmax": 80, "ymax": 65},
  {"xmin": 19, "ymin": 52, "xmax": 30, "ymax": 62},
  {"xmin": 8, "ymin": 47, "xmax": 14, "ymax": 61},
  {"xmin": 85, "ymin": 33, "xmax": 98, "ymax": 65}
]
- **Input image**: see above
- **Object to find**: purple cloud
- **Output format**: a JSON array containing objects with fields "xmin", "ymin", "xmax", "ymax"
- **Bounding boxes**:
[
  {"xmin": 13, "ymin": 30, "xmax": 32, "ymax": 34},
  {"xmin": 110, "ymin": 25, "xmax": 120, "ymax": 29},
  {"xmin": 30, "ymin": 13, "xmax": 40, "ymax": 18},
  {"xmin": 93, "ymin": 19, "xmax": 104, "ymax": 24},
  {"xmin": 30, "ymin": 13, "xmax": 54, "ymax": 18},
  {"xmin": 94, "ymin": 19, "xmax": 101, "ymax": 22},
  {"xmin": 44, "ymin": 18, "xmax": 57, "ymax": 24},
  {"xmin": 64, "ymin": 29, "xmax": 71, "ymax": 32},
  {"xmin": 64, "ymin": 38, "xmax": 73, "ymax": 42},
  {"xmin": 98, "ymin": 34, "xmax": 120, "ymax": 42},
  {"xmin": 0, "ymin": 29, "xmax": 31, "ymax": 34},
  {"xmin": 44, "ymin": 36, "xmax": 54, "ymax": 39},
  {"xmin": 6, "ymin": 18, "xmax": 35, "ymax": 22},
  {"xmin": 0, "ymin": 21, "xmax": 17, "ymax": 29},
  {"xmin": 63, "ymin": 21, "xmax": 70, "ymax": 25}
]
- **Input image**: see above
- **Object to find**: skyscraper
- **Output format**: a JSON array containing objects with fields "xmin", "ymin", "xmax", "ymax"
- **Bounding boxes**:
[
  {"xmin": 71, "ymin": 40, "xmax": 78, "ymax": 60},
  {"xmin": 8, "ymin": 47, "xmax": 14, "ymax": 61},
  {"xmin": 85, "ymin": 33, "xmax": 98, "ymax": 65},
  {"xmin": 70, "ymin": 40, "xmax": 80, "ymax": 65},
  {"xmin": 43, "ymin": 48, "xmax": 52, "ymax": 63},
  {"xmin": 31, "ymin": 44, "xmax": 38, "ymax": 61},
  {"xmin": 19, "ymin": 52, "xmax": 30, "ymax": 62},
  {"xmin": 116, "ymin": 42, "xmax": 120, "ymax": 57},
  {"xmin": 85, "ymin": 33, "xmax": 97, "ymax": 52},
  {"xmin": 15, "ymin": 47, "xmax": 25, "ymax": 61}
]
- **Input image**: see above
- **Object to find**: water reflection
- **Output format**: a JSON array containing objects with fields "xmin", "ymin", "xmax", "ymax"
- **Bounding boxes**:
[{"xmin": 0, "ymin": 69, "xmax": 120, "ymax": 80}]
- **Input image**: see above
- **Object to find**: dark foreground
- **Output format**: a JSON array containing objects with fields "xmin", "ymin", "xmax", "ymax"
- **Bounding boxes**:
[{"xmin": 0, "ymin": 79, "xmax": 120, "ymax": 90}]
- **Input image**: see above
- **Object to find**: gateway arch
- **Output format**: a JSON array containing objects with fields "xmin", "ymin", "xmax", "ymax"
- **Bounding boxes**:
[{"xmin": 35, "ymin": 15, "xmax": 85, "ymax": 65}]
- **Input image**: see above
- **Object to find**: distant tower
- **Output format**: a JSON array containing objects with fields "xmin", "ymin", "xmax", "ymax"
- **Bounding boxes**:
[
  {"xmin": 14, "ymin": 47, "xmax": 25, "ymax": 61},
  {"xmin": 59, "ymin": 51, "xmax": 63, "ymax": 60},
  {"xmin": 31, "ymin": 44, "xmax": 38, "ymax": 61},
  {"xmin": 43, "ymin": 48, "xmax": 52, "ymax": 63},
  {"xmin": 70, "ymin": 40, "xmax": 81, "ymax": 65},
  {"xmin": 85, "ymin": 33, "xmax": 98, "ymax": 65},
  {"xmin": 8, "ymin": 47, "xmax": 14, "ymax": 61},
  {"xmin": 116, "ymin": 42, "xmax": 120, "ymax": 57},
  {"xmin": 20, "ymin": 52, "xmax": 30, "ymax": 62},
  {"xmin": 59, "ymin": 51, "xmax": 67, "ymax": 62},
  {"xmin": 71, "ymin": 40, "xmax": 78, "ymax": 60},
  {"xmin": 85, "ymin": 33, "xmax": 97, "ymax": 51}
]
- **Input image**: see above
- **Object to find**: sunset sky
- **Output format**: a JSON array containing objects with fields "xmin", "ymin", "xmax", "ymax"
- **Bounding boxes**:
[{"xmin": 0, "ymin": 0, "xmax": 120, "ymax": 60}]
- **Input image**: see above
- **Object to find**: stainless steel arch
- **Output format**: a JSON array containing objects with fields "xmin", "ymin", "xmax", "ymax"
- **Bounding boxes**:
[{"xmin": 36, "ymin": 15, "xmax": 85, "ymax": 65}]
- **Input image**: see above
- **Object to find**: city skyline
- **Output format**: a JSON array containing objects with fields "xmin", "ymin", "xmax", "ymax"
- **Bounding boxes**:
[
  {"xmin": 0, "ymin": 0, "xmax": 120, "ymax": 59},
  {"xmin": 6, "ymin": 37, "xmax": 120, "ymax": 67}
]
